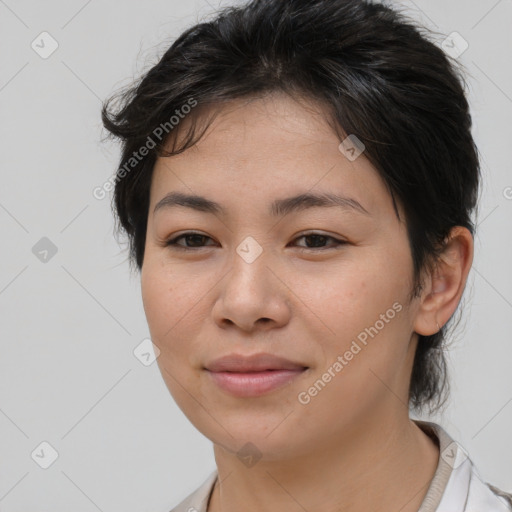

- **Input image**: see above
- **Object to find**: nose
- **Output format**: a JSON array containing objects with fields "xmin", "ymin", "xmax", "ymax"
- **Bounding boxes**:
[{"xmin": 212, "ymin": 244, "xmax": 292, "ymax": 333}]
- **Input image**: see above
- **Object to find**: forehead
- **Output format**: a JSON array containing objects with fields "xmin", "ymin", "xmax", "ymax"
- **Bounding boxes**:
[{"xmin": 149, "ymin": 93, "xmax": 398, "ymax": 222}]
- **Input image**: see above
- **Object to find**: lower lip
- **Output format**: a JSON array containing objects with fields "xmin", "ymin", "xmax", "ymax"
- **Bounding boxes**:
[{"xmin": 206, "ymin": 369, "xmax": 307, "ymax": 397}]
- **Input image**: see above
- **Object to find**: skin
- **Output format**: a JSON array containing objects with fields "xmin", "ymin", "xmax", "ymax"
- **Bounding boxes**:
[{"xmin": 140, "ymin": 92, "xmax": 474, "ymax": 512}]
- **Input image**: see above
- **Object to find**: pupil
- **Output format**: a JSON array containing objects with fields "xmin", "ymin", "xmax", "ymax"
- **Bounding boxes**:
[
  {"xmin": 188, "ymin": 235, "xmax": 205, "ymax": 246},
  {"xmin": 307, "ymin": 235, "xmax": 326, "ymax": 247}
]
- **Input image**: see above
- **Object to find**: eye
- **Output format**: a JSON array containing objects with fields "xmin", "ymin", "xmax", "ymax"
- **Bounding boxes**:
[
  {"xmin": 291, "ymin": 232, "xmax": 347, "ymax": 251},
  {"xmin": 164, "ymin": 232, "xmax": 217, "ymax": 250},
  {"xmin": 164, "ymin": 231, "xmax": 346, "ymax": 251}
]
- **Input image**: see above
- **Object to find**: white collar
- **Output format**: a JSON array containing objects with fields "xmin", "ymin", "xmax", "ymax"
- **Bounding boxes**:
[{"xmin": 415, "ymin": 420, "xmax": 511, "ymax": 512}]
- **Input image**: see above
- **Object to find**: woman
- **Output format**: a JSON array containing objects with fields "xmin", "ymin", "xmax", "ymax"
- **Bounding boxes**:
[{"xmin": 101, "ymin": 0, "xmax": 512, "ymax": 510}]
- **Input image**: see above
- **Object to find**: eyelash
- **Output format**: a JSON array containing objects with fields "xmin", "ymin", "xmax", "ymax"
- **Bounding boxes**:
[{"xmin": 164, "ymin": 232, "xmax": 347, "ymax": 252}]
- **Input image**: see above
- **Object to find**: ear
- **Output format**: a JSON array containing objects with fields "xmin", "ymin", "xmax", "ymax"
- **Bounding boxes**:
[{"xmin": 413, "ymin": 226, "xmax": 474, "ymax": 336}]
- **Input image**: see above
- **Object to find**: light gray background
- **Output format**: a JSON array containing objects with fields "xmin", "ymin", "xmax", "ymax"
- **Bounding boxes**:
[{"xmin": 0, "ymin": 0, "xmax": 511, "ymax": 510}]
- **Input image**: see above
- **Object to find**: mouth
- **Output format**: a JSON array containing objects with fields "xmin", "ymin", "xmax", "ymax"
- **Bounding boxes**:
[
  {"xmin": 204, "ymin": 353, "xmax": 309, "ymax": 397},
  {"xmin": 205, "ymin": 368, "xmax": 308, "ymax": 397}
]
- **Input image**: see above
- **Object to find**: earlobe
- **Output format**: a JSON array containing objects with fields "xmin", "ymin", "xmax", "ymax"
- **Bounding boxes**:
[{"xmin": 412, "ymin": 226, "xmax": 474, "ymax": 337}]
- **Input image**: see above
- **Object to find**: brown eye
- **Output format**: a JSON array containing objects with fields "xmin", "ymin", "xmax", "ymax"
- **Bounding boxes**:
[
  {"xmin": 165, "ymin": 232, "xmax": 216, "ymax": 250},
  {"xmin": 292, "ymin": 233, "xmax": 346, "ymax": 250},
  {"xmin": 163, "ymin": 231, "xmax": 346, "ymax": 252}
]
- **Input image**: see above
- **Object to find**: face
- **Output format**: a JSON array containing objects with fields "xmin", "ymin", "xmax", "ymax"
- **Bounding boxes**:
[{"xmin": 141, "ymin": 93, "xmax": 423, "ymax": 461}]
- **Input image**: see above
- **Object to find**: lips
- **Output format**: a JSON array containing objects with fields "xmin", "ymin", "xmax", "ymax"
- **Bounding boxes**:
[
  {"xmin": 204, "ymin": 353, "xmax": 308, "ymax": 373},
  {"xmin": 204, "ymin": 353, "xmax": 309, "ymax": 397}
]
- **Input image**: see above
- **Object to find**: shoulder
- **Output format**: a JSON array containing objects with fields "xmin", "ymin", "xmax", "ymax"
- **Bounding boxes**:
[
  {"xmin": 413, "ymin": 420, "xmax": 511, "ymax": 512},
  {"xmin": 168, "ymin": 471, "xmax": 218, "ymax": 512},
  {"xmin": 488, "ymin": 484, "xmax": 512, "ymax": 506},
  {"xmin": 466, "ymin": 470, "xmax": 512, "ymax": 511}
]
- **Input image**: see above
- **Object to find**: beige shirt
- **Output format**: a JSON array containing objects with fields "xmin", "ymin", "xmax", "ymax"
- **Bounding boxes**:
[{"xmin": 169, "ymin": 420, "xmax": 512, "ymax": 512}]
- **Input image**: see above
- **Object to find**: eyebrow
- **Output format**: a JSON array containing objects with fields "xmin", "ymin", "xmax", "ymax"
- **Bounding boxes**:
[{"xmin": 153, "ymin": 191, "xmax": 371, "ymax": 217}]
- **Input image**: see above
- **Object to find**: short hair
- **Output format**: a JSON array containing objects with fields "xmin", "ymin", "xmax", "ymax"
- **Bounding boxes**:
[{"xmin": 101, "ymin": 0, "xmax": 481, "ymax": 414}]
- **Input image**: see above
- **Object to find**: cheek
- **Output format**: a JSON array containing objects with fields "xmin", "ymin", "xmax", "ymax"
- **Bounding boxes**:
[
  {"xmin": 141, "ymin": 261, "xmax": 192, "ymax": 328},
  {"xmin": 141, "ymin": 264, "xmax": 186, "ymax": 359},
  {"xmin": 141, "ymin": 261, "xmax": 208, "ymax": 369},
  {"xmin": 302, "ymin": 269, "xmax": 375, "ymax": 338},
  {"xmin": 141, "ymin": 267, "xmax": 167, "ymax": 331},
  {"xmin": 305, "ymin": 267, "xmax": 408, "ymax": 376},
  {"xmin": 141, "ymin": 266, "xmax": 198, "ymax": 399}
]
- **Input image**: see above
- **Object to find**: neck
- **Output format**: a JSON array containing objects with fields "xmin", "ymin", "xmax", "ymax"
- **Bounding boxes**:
[{"xmin": 208, "ymin": 412, "xmax": 439, "ymax": 512}]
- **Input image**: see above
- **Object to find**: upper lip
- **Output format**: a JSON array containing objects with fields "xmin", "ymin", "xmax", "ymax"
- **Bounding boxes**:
[{"xmin": 205, "ymin": 353, "xmax": 308, "ymax": 373}]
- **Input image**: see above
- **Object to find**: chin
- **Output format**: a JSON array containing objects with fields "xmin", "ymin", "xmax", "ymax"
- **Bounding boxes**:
[{"xmin": 201, "ymin": 416, "xmax": 308, "ymax": 460}]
